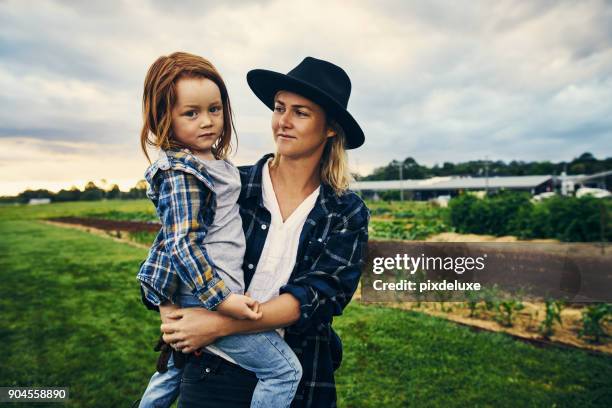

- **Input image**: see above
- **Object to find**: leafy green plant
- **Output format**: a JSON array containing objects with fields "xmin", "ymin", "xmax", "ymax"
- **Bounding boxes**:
[
  {"xmin": 495, "ymin": 300, "xmax": 525, "ymax": 327},
  {"xmin": 481, "ymin": 285, "xmax": 501, "ymax": 312},
  {"xmin": 579, "ymin": 303, "xmax": 612, "ymax": 343},
  {"xmin": 465, "ymin": 290, "xmax": 482, "ymax": 317},
  {"xmin": 539, "ymin": 300, "xmax": 564, "ymax": 339}
]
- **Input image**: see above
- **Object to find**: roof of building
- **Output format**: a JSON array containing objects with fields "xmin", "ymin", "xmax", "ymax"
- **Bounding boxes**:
[{"xmin": 351, "ymin": 175, "xmax": 552, "ymax": 191}]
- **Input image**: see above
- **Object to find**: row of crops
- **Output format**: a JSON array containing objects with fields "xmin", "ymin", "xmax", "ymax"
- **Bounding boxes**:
[{"xmin": 366, "ymin": 200, "xmax": 451, "ymax": 240}]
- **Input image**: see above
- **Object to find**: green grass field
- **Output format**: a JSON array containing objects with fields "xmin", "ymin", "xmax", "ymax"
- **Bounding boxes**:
[
  {"xmin": 1, "ymin": 202, "xmax": 612, "ymax": 407},
  {"xmin": 0, "ymin": 199, "xmax": 156, "ymax": 222}
]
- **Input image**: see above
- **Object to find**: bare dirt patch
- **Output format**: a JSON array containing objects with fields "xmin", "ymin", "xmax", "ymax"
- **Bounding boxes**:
[
  {"xmin": 42, "ymin": 219, "xmax": 151, "ymax": 249},
  {"xmin": 427, "ymin": 232, "xmax": 559, "ymax": 243},
  {"xmin": 48, "ymin": 217, "xmax": 160, "ymax": 233}
]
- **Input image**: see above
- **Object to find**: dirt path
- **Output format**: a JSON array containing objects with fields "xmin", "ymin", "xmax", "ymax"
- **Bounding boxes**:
[
  {"xmin": 49, "ymin": 217, "xmax": 160, "ymax": 232},
  {"xmin": 41, "ymin": 220, "xmax": 150, "ymax": 249}
]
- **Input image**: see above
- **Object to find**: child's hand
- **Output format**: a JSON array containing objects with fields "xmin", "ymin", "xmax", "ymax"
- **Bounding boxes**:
[
  {"xmin": 159, "ymin": 301, "xmax": 180, "ymax": 324},
  {"xmin": 216, "ymin": 293, "xmax": 263, "ymax": 320}
]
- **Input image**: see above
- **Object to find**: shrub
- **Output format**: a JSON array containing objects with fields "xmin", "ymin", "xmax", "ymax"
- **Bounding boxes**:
[{"xmin": 449, "ymin": 192, "xmax": 611, "ymax": 242}]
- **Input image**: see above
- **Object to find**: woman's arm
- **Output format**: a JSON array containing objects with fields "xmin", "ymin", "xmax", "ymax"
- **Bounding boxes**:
[
  {"xmin": 161, "ymin": 293, "xmax": 300, "ymax": 353},
  {"xmin": 278, "ymin": 198, "xmax": 370, "ymax": 333}
]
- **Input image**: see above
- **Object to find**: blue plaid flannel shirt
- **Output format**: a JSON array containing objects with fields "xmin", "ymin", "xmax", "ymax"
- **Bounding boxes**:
[
  {"xmin": 239, "ymin": 154, "xmax": 370, "ymax": 408},
  {"xmin": 137, "ymin": 149, "xmax": 231, "ymax": 310}
]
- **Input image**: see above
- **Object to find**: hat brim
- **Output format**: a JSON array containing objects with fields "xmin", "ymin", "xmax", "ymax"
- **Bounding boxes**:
[{"xmin": 247, "ymin": 69, "xmax": 364, "ymax": 149}]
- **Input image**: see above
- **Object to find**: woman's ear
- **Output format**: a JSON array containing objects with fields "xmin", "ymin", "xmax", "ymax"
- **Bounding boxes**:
[{"xmin": 326, "ymin": 127, "xmax": 337, "ymax": 139}]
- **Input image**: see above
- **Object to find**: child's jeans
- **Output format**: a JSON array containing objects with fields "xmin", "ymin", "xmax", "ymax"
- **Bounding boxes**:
[{"xmin": 138, "ymin": 295, "xmax": 302, "ymax": 408}]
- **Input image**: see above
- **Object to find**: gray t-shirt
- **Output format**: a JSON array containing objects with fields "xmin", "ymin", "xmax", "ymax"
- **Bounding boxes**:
[{"xmin": 178, "ymin": 159, "xmax": 246, "ymax": 298}]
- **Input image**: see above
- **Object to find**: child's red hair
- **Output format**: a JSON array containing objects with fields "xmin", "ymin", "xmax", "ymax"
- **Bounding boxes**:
[{"xmin": 140, "ymin": 52, "xmax": 236, "ymax": 162}]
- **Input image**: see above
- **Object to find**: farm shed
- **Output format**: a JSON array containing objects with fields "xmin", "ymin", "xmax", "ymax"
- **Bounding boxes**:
[{"xmin": 352, "ymin": 175, "xmax": 554, "ymax": 200}]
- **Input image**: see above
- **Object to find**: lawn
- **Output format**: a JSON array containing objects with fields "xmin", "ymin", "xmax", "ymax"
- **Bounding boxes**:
[
  {"xmin": 1, "ymin": 201, "xmax": 612, "ymax": 407},
  {"xmin": 0, "ymin": 199, "xmax": 156, "ymax": 222}
]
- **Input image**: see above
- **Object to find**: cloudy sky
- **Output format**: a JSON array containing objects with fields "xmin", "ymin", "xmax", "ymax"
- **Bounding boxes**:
[{"xmin": 1, "ymin": 0, "xmax": 611, "ymax": 195}]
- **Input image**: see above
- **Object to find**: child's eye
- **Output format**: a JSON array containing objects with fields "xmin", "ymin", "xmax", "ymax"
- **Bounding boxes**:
[
  {"xmin": 209, "ymin": 106, "xmax": 222, "ymax": 113},
  {"xmin": 184, "ymin": 110, "xmax": 198, "ymax": 118}
]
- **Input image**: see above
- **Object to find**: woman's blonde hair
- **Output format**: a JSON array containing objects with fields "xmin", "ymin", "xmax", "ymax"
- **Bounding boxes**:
[
  {"xmin": 271, "ymin": 119, "xmax": 353, "ymax": 195},
  {"xmin": 140, "ymin": 51, "xmax": 236, "ymax": 162}
]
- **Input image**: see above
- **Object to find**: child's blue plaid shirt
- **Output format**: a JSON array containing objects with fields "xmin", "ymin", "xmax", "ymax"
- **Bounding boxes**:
[
  {"xmin": 137, "ymin": 148, "xmax": 231, "ymax": 310},
  {"xmin": 238, "ymin": 154, "xmax": 370, "ymax": 408}
]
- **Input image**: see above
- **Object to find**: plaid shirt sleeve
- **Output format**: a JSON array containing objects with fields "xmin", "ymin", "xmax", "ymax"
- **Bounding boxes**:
[
  {"xmin": 155, "ymin": 169, "xmax": 231, "ymax": 310},
  {"xmin": 280, "ymin": 196, "xmax": 370, "ymax": 333},
  {"xmin": 138, "ymin": 229, "xmax": 175, "ymax": 308}
]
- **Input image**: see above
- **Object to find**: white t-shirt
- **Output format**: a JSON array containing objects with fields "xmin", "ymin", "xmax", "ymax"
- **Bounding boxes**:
[
  {"xmin": 248, "ymin": 160, "xmax": 320, "ymax": 306},
  {"xmin": 207, "ymin": 159, "xmax": 319, "ymax": 362}
]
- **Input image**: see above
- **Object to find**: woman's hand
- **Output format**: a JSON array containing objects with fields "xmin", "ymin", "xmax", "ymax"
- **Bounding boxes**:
[{"xmin": 160, "ymin": 307, "xmax": 229, "ymax": 354}]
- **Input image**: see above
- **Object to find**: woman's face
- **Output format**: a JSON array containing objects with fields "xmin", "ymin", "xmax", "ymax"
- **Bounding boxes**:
[{"xmin": 272, "ymin": 91, "xmax": 334, "ymax": 159}]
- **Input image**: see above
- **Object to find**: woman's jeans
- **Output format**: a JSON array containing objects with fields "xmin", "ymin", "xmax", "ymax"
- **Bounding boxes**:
[
  {"xmin": 179, "ymin": 350, "xmax": 260, "ymax": 407},
  {"xmin": 138, "ymin": 295, "xmax": 302, "ymax": 408}
]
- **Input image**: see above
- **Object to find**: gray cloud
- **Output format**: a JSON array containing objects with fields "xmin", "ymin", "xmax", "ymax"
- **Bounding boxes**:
[{"xmin": 0, "ymin": 0, "xmax": 610, "ymax": 189}]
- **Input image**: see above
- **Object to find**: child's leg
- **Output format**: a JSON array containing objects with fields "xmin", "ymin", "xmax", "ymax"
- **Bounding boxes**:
[
  {"xmin": 214, "ymin": 331, "xmax": 303, "ymax": 408},
  {"xmin": 139, "ymin": 353, "xmax": 182, "ymax": 408}
]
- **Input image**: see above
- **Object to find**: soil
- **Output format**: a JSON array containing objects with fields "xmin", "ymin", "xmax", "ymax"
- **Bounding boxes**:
[
  {"xmin": 42, "ymin": 219, "xmax": 151, "ymax": 249},
  {"xmin": 48, "ymin": 217, "xmax": 160, "ymax": 233},
  {"xmin": 427, "ymin": 232, "xmax": 559, "ymax": 243}
]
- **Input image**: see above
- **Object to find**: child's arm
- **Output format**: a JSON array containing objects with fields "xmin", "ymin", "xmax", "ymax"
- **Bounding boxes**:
[{"xmin": 216, "ymin": 293, "xmax": 262, "ymax": 320}]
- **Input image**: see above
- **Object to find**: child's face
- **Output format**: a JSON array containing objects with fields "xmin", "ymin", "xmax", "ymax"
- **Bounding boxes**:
[{"xmin": 171, "ymin": 77, "xmax": 224, "ymax": 160}]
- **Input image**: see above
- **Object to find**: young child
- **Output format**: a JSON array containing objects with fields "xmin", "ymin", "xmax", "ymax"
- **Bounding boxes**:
[{"xmin": 136, "ymin": 52, "xmax": 302, "ymax": 408}]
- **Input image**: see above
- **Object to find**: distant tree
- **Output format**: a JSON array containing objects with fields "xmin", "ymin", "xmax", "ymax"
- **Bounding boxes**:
[
  {"xmin": 125, "ymin": 179, "xmax": 148, "ymax": 199},
  {"xmin": 81, "ymin": 181, "xmax": 104, "ymax": 201},
  {"xmin": 17, "ymin": 189, "xmax": 53, "ymax": 203},
  {"xmin": 577, "ymin": 152, "xmax": 595, "ymax": 162},
  {"xmin": 55, "ymin": 187, "xmax": 81, "ymax": 202},
  {"xmin": 0, "ymin": 195, "xmax": 18, "ymax": 204},
  {"xmin": 106, "ymin": 184, "xmax": 121, "ymax": 200}
]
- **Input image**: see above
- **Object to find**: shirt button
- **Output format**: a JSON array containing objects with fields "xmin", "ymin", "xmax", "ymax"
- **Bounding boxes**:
[
  {"xmin": 317, "ymin": 238, "xmax": 323, "ymax": 242},
  {"xmin": 247, "ymin": 264, "xmax": 254, "ymax": 270},
  {"xmin": 205, "ymin": 367, "xmax": 211, "ymax": 373},
  {"xmin": 261, "ymin": 224, "xmax": 267, "ymax": 230}
]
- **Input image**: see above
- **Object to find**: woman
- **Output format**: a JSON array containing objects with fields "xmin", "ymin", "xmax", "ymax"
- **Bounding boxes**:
[{"xmin": 159, "ymin": 57, "xmax": 369, "ymax": 408}]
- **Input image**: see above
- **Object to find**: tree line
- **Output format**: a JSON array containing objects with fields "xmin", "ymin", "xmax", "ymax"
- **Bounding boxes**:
[
  {"xmin": 0, "ymin": 180, "xmax": 148, "ymax": 204},
  {"xmin": 359, "ymin": 152, "xmax": 612, "ymax": 181}
]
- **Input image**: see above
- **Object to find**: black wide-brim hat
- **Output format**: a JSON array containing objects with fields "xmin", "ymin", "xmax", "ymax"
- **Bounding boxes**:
[{"xmin": 247, "ymin": 57, "xmax": 365, "ymax": 149}]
